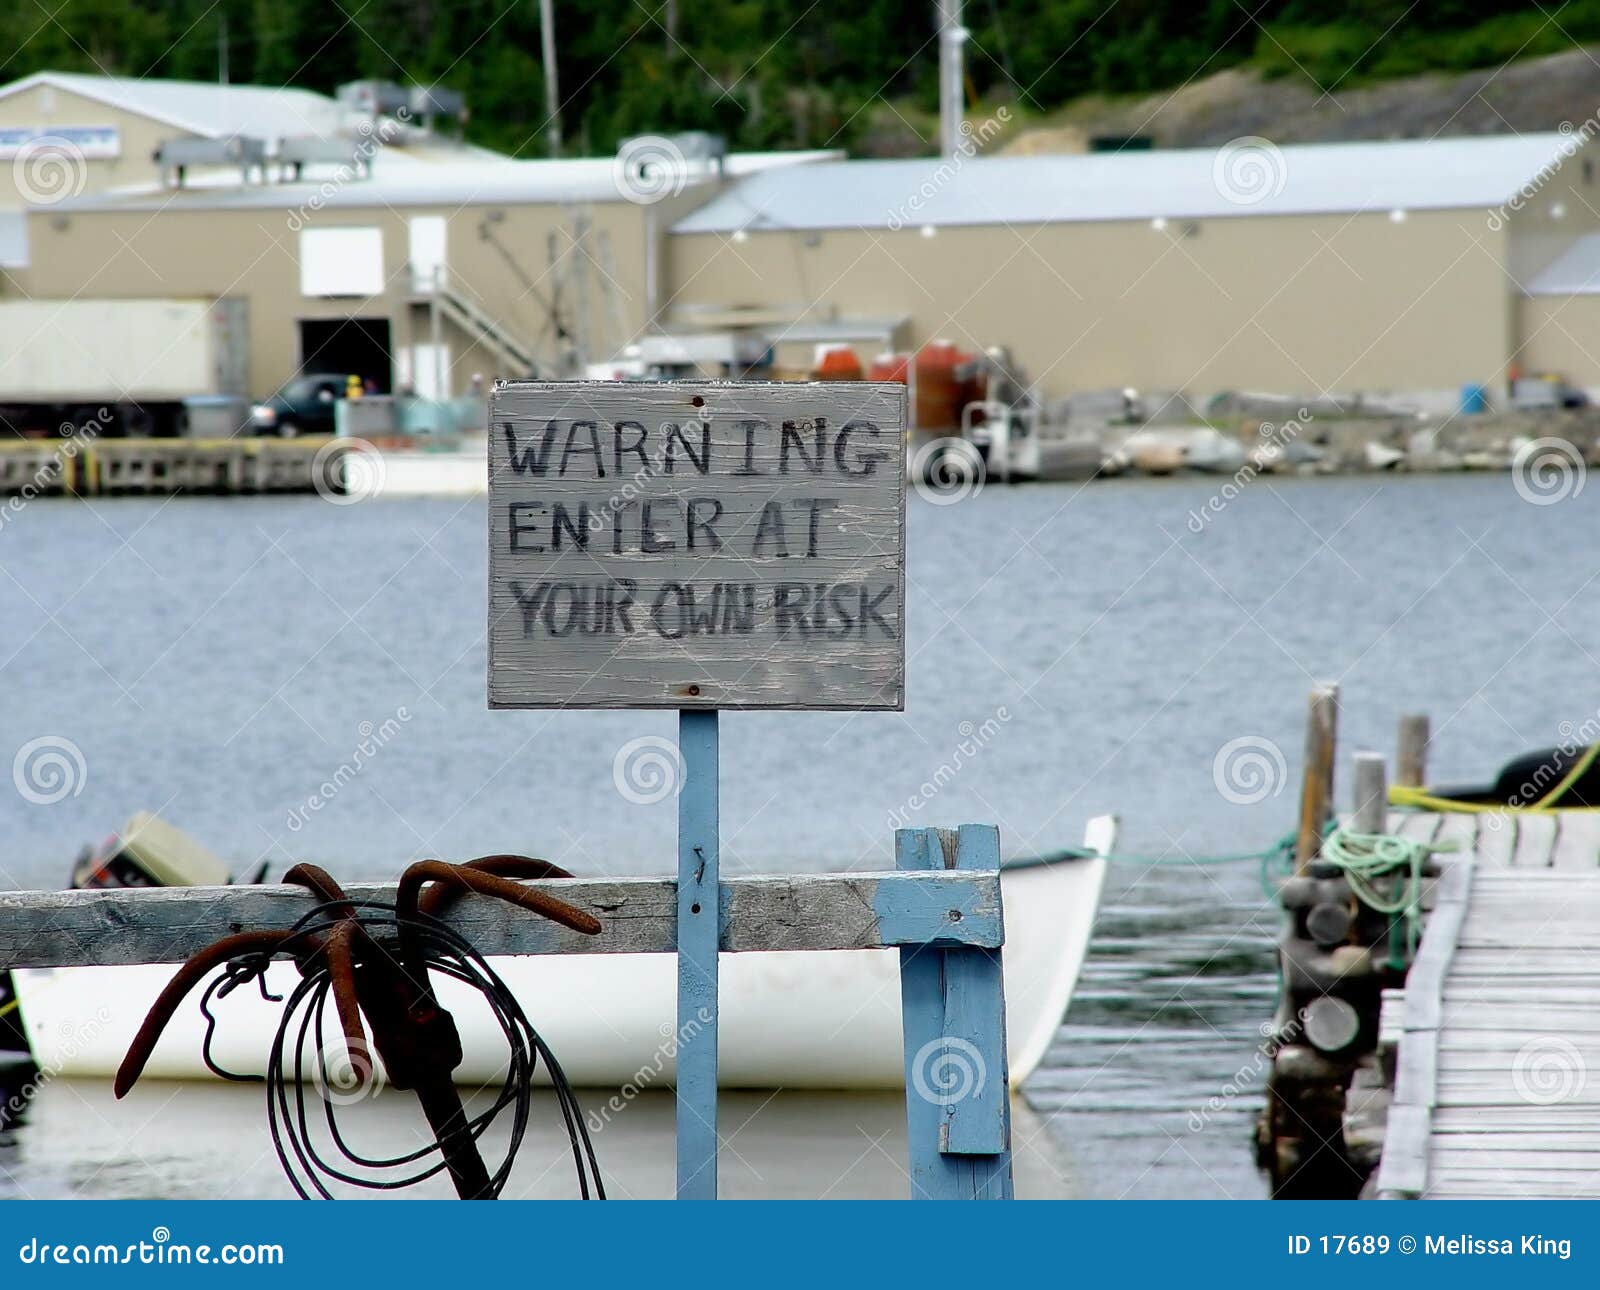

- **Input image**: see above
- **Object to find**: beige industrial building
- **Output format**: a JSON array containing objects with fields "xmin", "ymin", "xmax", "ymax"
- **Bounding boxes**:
[
  {"xmin": 3, "ymin": 70, "xmax": 1599, "ymax": 412},
  {"xmin": 668, "ymin": 134, "xmax": 1600, "ymax": 407},
  {"xmin": 13, "ymin": 161, "xmax": 702, "ymax": 401},
  {"xmin": 0, "ymin": 72, "xmax": 361, "ymax": 205}
]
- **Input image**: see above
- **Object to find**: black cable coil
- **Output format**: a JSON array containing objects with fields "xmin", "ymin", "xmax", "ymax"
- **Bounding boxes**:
[{"xmin": 198, "ymin": 898, "xmax": 605, "ymax": 1199}]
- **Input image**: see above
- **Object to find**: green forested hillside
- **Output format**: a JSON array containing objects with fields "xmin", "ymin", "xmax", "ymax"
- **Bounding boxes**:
[{"xmin": 6, "ymin": 1, "xmax": 1600, "ymax": 156}]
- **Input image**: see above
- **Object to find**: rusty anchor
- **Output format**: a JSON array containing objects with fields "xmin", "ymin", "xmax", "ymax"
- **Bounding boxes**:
[{"xmin": 115, "ymin": 855, "xmax": 604, "ymax": 1199}]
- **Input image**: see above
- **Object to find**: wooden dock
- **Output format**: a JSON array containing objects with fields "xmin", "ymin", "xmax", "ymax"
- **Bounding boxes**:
[
  {"xmin": 1377, "ymin": 810, "xmax": 1600, "ymax": 1199},
  {"xmin": 0, "ymin": 436, "xmax": 353, "ymax": 497}
]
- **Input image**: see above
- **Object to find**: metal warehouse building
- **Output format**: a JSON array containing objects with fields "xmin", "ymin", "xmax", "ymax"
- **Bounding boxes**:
[
  {"xmin": 3, "ymin": 70, "xmax": 1597, "ymax": 410},
  {"xmin": 11, "ymin": 157, "xmax": 740, "ymax": 401},
  {"xmin": 667, "ymin": 134, "xmax": 1600, "ymax": 407},
  {"xmin": 0, "ymin": 71, "xmax": 357, "ymax": 205}
]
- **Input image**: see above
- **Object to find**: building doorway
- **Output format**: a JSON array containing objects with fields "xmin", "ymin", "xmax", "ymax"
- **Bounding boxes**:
[{"xmin": 297, "ymin": 318, "xmax": 393, "ymax": 392}]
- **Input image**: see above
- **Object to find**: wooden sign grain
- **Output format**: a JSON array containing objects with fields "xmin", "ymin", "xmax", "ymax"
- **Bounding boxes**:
[{"xmin": 487, "ymin": 380, "xmax": 906, "ymax": 710}]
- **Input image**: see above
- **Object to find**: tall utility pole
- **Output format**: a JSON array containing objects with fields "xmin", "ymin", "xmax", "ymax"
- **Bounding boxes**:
[
  {"xmin": 539, "ymin": 0, "xmax": 563, "ymax": 156},
  {"xmin": 218, "ymin": 12, "xmax": 229, "ymax": 85},
  {"xmin": 937, "ymin": 0, "xmax": 966, "ymax": 157}
]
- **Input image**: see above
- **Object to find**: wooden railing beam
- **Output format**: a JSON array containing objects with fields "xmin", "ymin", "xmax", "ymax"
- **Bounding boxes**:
[{"xmin": 0, "ymin": 870, "xmax": 1003, "ymax": 969}]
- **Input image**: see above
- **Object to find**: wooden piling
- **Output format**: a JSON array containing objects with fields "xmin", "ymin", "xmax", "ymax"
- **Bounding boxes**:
[
  {"xmin": 1395, "ymin": 713, "xmax": 1429, "ymax": 788},
  {"xmin": 1352, "ymin": 751, "xmax": 1388, "ymax": 835},
  {"xmin": 1295, "ymin": 683, "xmax": 1339, "ymax": 871}
]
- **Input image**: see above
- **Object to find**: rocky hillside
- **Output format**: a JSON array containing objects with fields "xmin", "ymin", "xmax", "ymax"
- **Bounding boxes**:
[{"xmin": 1002, "ymin": 47, "xmax": 1600, "ymax": 154}]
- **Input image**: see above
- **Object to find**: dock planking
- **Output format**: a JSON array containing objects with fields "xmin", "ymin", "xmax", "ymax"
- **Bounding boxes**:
[
  {"xmin": 1510, "ymin": 811, "xmax": 1557, "ymax": 868},
  {"xmin": 1378, "ymin": 810, "xmax": 1600, "ymax": 1199}
]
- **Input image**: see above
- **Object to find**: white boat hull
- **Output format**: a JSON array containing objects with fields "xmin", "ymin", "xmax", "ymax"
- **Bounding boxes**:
[{"xmin": 13, "ymin": 820, "xmax": 1110, "ymax": 1090}]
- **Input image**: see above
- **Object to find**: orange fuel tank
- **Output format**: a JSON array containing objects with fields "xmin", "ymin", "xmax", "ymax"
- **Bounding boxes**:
[
  {"xmin": 810, "ymin": 344, "xmax": 863, "ymax": 380},
  {"xmin": 867, "ymin": 352, "xmax": 910, "ymax": 384},
  {"xmin": 914, "ymin": 340, "xmax": 981, "ymax": 433}
]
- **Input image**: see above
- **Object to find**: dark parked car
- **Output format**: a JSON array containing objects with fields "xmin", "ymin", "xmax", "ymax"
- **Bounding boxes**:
[{"xmin": 250, "ymin": 373, "xmax": 351, "ymax": 437}]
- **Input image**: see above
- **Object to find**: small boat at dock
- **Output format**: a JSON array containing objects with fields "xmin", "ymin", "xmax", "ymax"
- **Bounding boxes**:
[{"xmin": 8, "ymin": 815, "xmax": 1111, "ymax": 1090}]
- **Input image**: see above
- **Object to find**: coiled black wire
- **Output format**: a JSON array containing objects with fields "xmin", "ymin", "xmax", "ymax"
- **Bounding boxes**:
[{"xmin": 197, "ymin": 897, "xmax": 604, "ymax": 1199}]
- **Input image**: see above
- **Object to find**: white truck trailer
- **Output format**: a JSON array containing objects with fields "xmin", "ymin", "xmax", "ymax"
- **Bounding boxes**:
[{"xmin": 0, "ymin": 297, "xmax": 249, "ymax": 437}]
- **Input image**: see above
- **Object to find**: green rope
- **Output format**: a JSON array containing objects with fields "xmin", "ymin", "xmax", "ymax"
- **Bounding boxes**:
[
  {"xmin": 1022, "ymin": 837, "xmax": 1294, "ymax": 867},
  {"xmin": 1320, "ymin": 824, "xmax": 1457, "ymax": 966},
  {"xmin": 1014, "ymin": 829, "xmax": 1302, "ymax": 900}
]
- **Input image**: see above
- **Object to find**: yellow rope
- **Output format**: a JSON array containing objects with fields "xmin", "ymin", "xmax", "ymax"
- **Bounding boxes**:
[
  {"xmin": 1387, "ymin": 741, "xmax": 1600, "ymax": 814},
  {"xmin": 1529, "ymin": 740, "xmax": 1600, "ymax": 806}
]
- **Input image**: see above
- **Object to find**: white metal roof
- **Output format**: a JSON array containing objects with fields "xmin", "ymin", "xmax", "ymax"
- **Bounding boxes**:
[
  {"xmin": 51, "ymin": 148, "xmax": 841, "ymax": 213},
  {"xmin": 1526, "ymin": 232, "xmax": 1600, "ymax": 295},
  {"xmin": 673, "ymin": 133, "xmax": 1583, "ymax": 233},
  {"xmin": 0, "ymin": 71, "xmax": 349, "ymax": 142}
]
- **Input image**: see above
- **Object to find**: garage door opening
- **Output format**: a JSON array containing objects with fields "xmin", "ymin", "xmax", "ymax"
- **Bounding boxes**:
[{"xmin": 297, "ymin": 318, "xmax": 393, "ymax": 393}]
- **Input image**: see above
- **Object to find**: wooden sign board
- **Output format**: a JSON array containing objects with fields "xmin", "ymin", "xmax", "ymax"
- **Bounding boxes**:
[{"xmin": 487, "ymin": 380, "xmax": 906, "ymax": 710}]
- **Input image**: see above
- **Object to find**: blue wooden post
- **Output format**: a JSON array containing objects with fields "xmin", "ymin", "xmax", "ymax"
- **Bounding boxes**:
[
  {"xmin": 676, "ymin": 709, "xmax": 720, "ymax": 1199},
  {"xmin": 896, "ymin": 824, "xmax": 1014, "ymax": 1199}
]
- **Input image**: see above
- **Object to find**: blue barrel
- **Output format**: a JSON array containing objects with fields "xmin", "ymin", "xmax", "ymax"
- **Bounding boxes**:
[{"xmin": 1459, "ymin": 383, "xmax": 1488, "ymax": 414}]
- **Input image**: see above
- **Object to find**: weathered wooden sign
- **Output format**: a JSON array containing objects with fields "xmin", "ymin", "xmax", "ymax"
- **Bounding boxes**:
[{"xmin": 488, "ymin": 380, "xmax": 906, "ymax": 710}]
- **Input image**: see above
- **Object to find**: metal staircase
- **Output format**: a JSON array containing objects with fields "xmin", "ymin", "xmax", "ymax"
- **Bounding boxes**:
[{"xmin": 419, "ymin": 267, "xmax": 540, "ymax": 379}]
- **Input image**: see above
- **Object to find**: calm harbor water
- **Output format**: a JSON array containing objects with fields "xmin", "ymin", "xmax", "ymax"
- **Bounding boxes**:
[{"xmin": 2, "ymin": 471, "xmax": 1595, "ymax": 1199}]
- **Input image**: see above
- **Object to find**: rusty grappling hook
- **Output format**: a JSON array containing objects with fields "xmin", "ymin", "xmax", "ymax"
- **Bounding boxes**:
[{"xmin": 115, "ymin": 855, "xmax": 606, "ymax": 1199}]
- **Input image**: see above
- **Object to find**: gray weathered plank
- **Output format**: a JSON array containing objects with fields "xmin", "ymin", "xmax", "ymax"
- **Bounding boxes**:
[
  {"xmin": 1393, "ymin": 1027, "xmax": 1438, "ymax": 1108},
  {"xmin": 1511, "ymin": 812, "xmax": 1558, "ymax": 867},
  {"xmin": 1551, "ymin": 813, "xmax": 1600, "ymax": 869},
  {"xmin": 1471, "ymin": 812, "xmax": 1516, "ymax": 868},
  {"xmin": 487, "ymin": 380, "xmax": 907, "ymax": 710},
  {"xmin": 1376, "ymin": 1104, "xmax": 1430, "ymax": 1197},
  {"xmin": 0, "ymin": 870, "xmax": 1001, "ymax": 967},
  {"xmin": 1431, "ymin": 811, "xmax": 1478, "ymax": 860},
  {"xmin": 1378, "ymin": 988, "xmax": 1406, "ymax": 1050},
  {"xmin": 1400, "ymin": 865, "xmax": 1469, "ymax": 1033},
  {"xmin": 1386, "ymin": 810, "xmax": 1439, "ymax": 843}
]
